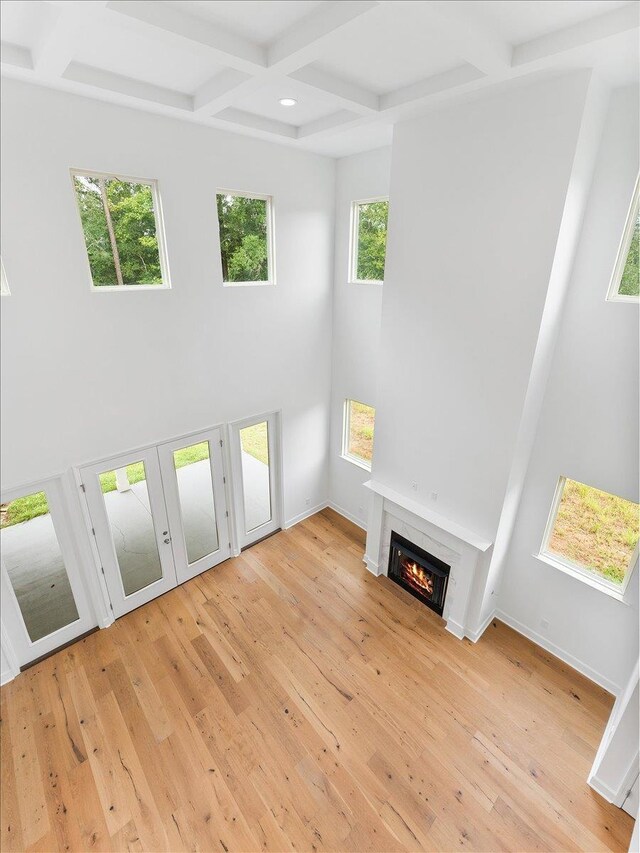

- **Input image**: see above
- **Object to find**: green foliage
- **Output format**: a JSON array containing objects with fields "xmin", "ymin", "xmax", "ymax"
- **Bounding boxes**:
[
  {"xmin": 356, "ymin": 201, "xmax": 388, "ymax": 281},
  {"xmin": 217, "ymin": 195, "xmax": 269, "ymax": 283},
  {"xmin": 74, "ymin": 176, "xmax": 162, "ymax": 287},
  {"xmin": 348, "ymin": 401, "xmax": 375, "ymax": 464},
  {"xmin": 619, "ymin": 214, "xmax": 639, "ymax": 297}
]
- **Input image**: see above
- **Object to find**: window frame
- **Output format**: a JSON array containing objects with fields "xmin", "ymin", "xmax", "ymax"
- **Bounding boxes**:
[
  {"xmin": 606, "ymin": 175, "xmax": 639, "ymax": 303},
  {"xmin": 341, "ymin": 398, "xmax": 375, "ymax": 471},
  {"xmin": 348, "ymin": 196, "xmax": 388, "ymax": 285},
  {"xmin": 216, "ymin": 188, "xmax": 276, "ymax": 287},
  {"xmin": 538, "ymin": 475, "xmax": 638, "ymax": 600},
  {"xmin": 0, "ymin": 257, "xmax": 10, "ymax": 295},
  {"xmin": 70, "ymin": 168, "xmax": 172, "ymax": 293}
]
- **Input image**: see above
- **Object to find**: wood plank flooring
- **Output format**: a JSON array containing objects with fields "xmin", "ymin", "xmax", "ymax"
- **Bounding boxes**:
[{"xmin": 0, "ymin": 509, "xmax": 633, "ymax": 852}]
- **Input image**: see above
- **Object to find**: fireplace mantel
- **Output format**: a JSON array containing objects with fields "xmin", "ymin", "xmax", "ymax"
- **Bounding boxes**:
[
  {"xmin": 363, "ymin": 480, "xmax": 494, "ymax": 641},
  {"xmin": 363, "ymin": 480, "xmax": 492, "ymax": 552}
]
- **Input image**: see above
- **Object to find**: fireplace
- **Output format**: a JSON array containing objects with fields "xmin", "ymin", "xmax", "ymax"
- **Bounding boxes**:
[{"xmin": 388, "ymin": 531, "xmax": 450, "ymax": 616}]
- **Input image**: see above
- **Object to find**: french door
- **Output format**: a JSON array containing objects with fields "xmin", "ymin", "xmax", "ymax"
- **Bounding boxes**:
[
  {"xmin": 81, "ymin": 429, "xmax": 230, "ymax": 618},
  {"xmin": 1, "ymin": 477, "xmax": 96, "ymax": 668},
  {"xmin": 229, "ymin": 413, "xmax": 281, "ymax": 549}
]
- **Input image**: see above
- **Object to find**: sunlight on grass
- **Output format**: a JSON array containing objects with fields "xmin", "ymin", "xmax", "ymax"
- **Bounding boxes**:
[
  {"xmin": 547, "ymin": 479, "xmax": 639, "ymax": 585},
  {"xmin": 240, "ymin": 422, "xmax": 269, "ymax": 466}
]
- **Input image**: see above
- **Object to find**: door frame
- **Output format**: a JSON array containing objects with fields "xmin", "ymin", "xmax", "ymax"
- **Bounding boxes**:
[
  {"xmin": 228, "ymin": 411, "xmax": 283, "ymax": 550},
  {"xmin": 80, "ymin": 447, "xmax": 177, "ymax": 619},
  {"xmin": 0, "ymin": 476, "xmax": 96, "ymax": 668},
  {"xmin": 157, "ymin": 426, "xmax": 231, "ymax": 584}
]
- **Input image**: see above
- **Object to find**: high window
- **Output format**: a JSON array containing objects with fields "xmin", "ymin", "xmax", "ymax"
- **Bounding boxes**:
[
  {"xmin": 216, "ymin": 191, "xmax": 274, "ymax": 286},
  {"xmin": 607, "ymin": 177, "xmax": 639, "ymax": 301},
  {"xmin": 349, "ymin": 198, "xmax": 389, "ymax": 284},
  {"xmin": 0, "ymin": 258, "xmax": 9, "ymax": 295},
  {"xmin": 71, "ymin": 170, "xmax": 170, "ymax": 290},
  {"xmin": 540, "ymin": 476, "xmax": 639, "ymax": 596},
  {"xmin": 342, "ymin": 400, "xmax": 375, "ymax": 470}
]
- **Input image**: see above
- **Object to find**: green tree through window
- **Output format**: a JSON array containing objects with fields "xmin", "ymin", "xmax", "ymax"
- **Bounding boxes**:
[
  {"xmin": 216, "ymin": 194, "xmax": 270, "ymax": 283},
  {"xmin": 73, "ymin": 174, "xmax": 164, "ymax": 287},
  {"xmin": 354, "ymin": 200, "xmax": 388, "ymax": 282},
  {"xmin": 619, "ymin": 212, "xmax": 639, "ymax": 297}
]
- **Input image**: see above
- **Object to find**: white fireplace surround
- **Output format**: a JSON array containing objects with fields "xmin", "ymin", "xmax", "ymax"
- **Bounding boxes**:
[{"xmin": 363, "ymin": 481, "xmax": 494, "ymax": 641}]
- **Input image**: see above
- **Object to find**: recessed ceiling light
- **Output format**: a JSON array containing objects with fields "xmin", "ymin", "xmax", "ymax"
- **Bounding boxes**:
[{"xmin": 279, "ymin": 97, "xmax": 297, "ymax": 107}]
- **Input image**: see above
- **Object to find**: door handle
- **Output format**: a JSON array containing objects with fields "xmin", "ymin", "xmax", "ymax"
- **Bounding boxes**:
[{"xmin": 164, "ymin": 537, "xmax": 171, "ymax": 544}]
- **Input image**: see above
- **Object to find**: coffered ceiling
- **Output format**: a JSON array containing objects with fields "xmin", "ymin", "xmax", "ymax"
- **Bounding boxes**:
[{"xmin": 1, "ymin": 0, "xmax": 638, "ymax": 157}]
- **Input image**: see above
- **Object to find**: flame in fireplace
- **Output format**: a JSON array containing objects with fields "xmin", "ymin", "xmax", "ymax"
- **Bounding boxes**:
[{"xmin": 401, "ymin": 558, "xmax": 434, "ymax": 597}]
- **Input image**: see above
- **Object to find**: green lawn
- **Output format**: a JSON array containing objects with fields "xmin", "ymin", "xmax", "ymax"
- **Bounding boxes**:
[
  {"xmin": 1, "ymin": 427, "xmax": 270, "ymax": 528},
  {"xmin": 548, "ymin": 479, "xmax": 639, "ymax": 585}
]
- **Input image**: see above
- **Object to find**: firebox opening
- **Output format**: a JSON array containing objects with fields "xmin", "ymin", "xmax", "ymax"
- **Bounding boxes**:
[{"xmin": 388, "ymin": 532, "xmax": 450, "ymax": 617}]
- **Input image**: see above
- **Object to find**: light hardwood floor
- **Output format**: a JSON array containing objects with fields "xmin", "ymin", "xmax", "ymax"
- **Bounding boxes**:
[{"xmin": 0, "ymin": 509, "xmax": 633, "ymax": 852}]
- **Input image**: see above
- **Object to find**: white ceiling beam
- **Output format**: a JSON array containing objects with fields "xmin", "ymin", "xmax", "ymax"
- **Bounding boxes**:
[
  {"xmin": 288, "ymin": 65, "xmax": 379, "ymax": 115},
  {"xmin": 513, "ymin": 3, "xmax": 640, "ymax": 67},
  {"xmin": 63, "ymin": 62, "xmax": 193, "ymax": 111},
  {"xmin": 215, "ymin": 108, "xmax": 297, "ymax": 139},
  {"xmin": 33, "ymin": 1, "xmax": 108, "ymax": 77},
  {"xmin": 193, "ymin": 69, "xmax": 253, "ymax": 114},
  {"xmin": 297, "ymin": 109, "xmax": 362, "ymax": 139},
  {"xmin": 380, "ymin": 63, "xmax": 484, "ymax": 111},
  {"xmin": 267, "ymin": 1, "xmax": 379, "ymax": 70},
  {"xmin": 0, "ymin": 42, "xmax": 32, "ymax": 71},
  {"xmin": 105, "ymin": 1, "xmax": 266, "ymax": 73}
]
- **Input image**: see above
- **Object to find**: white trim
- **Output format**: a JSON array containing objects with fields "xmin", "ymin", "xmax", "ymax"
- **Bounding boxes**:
[
  {"xmin": 70, "ymin": 168, "xmax": 172, "ymax": 291},
  {"xmin": 496, "ymin": 608, "xmax": 621, "ymax": 696},
  {"xmin": 341, "ymin": 398, "xmax": 375, "ymax": 472},
  {"xmin": 445, "ymin": 619, "xmax": 466, "ymax": 640},
  {"xmin": 216, "ymin": 189, "xmax": 275, "ymax": 287},
  {"xmin": 466, "ymin": 608, "xmax": 496, "ymax": 643},
  {"xmin": 327, "ymin": 500, "xmax": 367, "ymax": 530},
  {"xmin": 348, "ymin": 196, "xmax": 388, "ymax": 285},
  {"xmin": 363, "ymin": 554, "xmax": 380, "ymax": 576},
  {"xmin": 1, "ymin": 623, "xmax": 20, "ymax": 685},
  {"xmin": 539, "ymin": 475, "xmax": 638, "ymax": 598},
  {"xmin": 606, "ymin": 174, "xmax": 639, "ymax": 303},
  {"xmin": 284, "ymin": 501, "xmax": 327, "ymax": 529}
]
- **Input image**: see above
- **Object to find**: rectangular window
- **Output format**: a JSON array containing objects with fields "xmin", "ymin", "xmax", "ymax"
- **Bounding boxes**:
[
  {"xmin": 216, "ymin": 191, "xmax": 274, "ymax": 285},
  {"xmin": 71, "ymin": 169, "xmax": 170, "ymax": 290},
  {"xmin": 607, "ymin": 176, "xmax": 639, "ymax": 301},
  {"xmin": 540, "ymin": 477, "xmax": 639, "ymax": 595},
  {"xmin": 349, "ymin": 198, "xmax": 389, "ymax": 284},
  {"xmin": 342, "ymin": 400, "xmax": 375, "ymax": 470},
  {"xmin": 0, "ymin": 258, "xmax": 9, "ymax": 295}
]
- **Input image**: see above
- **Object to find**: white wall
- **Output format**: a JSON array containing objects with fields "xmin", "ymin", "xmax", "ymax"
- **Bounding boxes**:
[
  {"xmin": 498, "ymin": 85, "xmax": 640, "ymax": 694},
  {"xmin": 373, "ymin": 71, "xmax": 593, "ymax": 544},
  {"xmin": 0, "ymin": 79, "xmax": 335, "ymax": 527},
  {"xmin": 328, "ymin": 146, "xmax": 391, "ymax": 527}
]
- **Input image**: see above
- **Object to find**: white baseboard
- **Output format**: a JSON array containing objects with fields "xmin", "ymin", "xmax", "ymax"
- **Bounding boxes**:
[
  {"xmin": 283, "ymin": 502, "xmax": 329, "ymax": 529},
  {"xmin": 466, "ymin": 609, "xmax": 496, "ymax": 643},
  {"xmin": 363, "ymin": 554, "xmax": 380, "ymax": 576},
  {"xmin": 1, "ymin": 666, "xmax": 18, "ymax": 686},
  {"xmin": 446, "ymin": 619, "xmax": 466, "ymax": 640},
  {"xmin": 588, "ymin": 773, "xmax": 619, "ymax": 804},
  {"xmin": 496, "ymin": 608, "xmax": 621, "ymax": 696},
  {"xmin": 327, "ymin": 501, "xmax": 367, "ymax": 530}
]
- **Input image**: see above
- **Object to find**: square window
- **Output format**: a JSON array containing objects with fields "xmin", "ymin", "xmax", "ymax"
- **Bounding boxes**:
[
  {"xmin": 71, "ymin": 170, "xmax": 170, "ymax": 290},
  {"xmin": 541, "ymin": 477, "xmax": 639, "ymax": 594},
  {"xmin": 607, "ymin": 177, "xmax": 639, "ymax": 301},
  {"xmin": 342, "ymin": 400, "xmax": 375, "ymax": 470},
  {"xmin": 349, "ymin": 198, "xmax": 389, "ymax": 284},
  {"xmin": 216, "ymin": 191, "xmax": 274, "ymax": 285}
]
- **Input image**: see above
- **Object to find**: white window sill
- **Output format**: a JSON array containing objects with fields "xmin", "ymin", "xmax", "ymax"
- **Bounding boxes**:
[
  {"xmin": 533, "ymin": 552, "xmax": 630, "ymax": 604},
  {"xmin": 340, "ymin": 453, "xmax": 372, "ymax": 473},
  {"xmin": 223, "ymin": 280, "xmax": 275, "ymax": 288},
  {"xmin": 348, "ymin": 279, "xmax": 384, "ymax": 286},
  {"xmin": 91, "ymin": 283, "xmax": 170, "ymax": 292}
]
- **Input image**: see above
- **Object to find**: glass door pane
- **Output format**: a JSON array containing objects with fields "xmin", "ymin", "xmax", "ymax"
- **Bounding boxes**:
[
  {"xmin": 1, "ymin": 490, "xmax": 79, "ymax": 642},
  {"xmin": 97, "ymin": 460, "xmax": 163, "ymax": 596},
  {"xmin": 173, "ymin": 441, "xmax": 219, "ymax": 564},
  {"xmin": 239, "ymin": 421, "xmax": 272, "ymax": 533}
]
